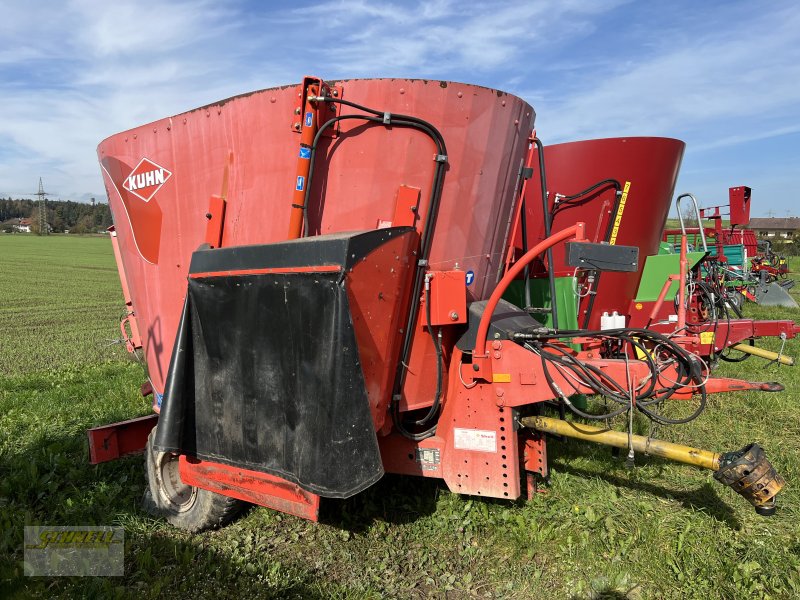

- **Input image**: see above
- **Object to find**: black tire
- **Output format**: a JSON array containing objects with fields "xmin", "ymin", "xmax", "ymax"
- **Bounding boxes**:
[{"xmin": 144, "ymin": 428, "xmax": 246, "ymax": 532}]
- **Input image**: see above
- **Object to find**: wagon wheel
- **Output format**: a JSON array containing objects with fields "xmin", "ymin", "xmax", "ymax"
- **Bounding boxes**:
[
  {"xmin": 144, "ymin": 428, "xmax": 246, "ymax": 532},
  {"xmin": 725, "ymin": 290, "xmax": 744, "ymax": 317}
]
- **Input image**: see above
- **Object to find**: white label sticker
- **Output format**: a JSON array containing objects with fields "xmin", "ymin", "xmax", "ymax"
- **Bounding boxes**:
[{"xmin": 453, "ymin": 428, "xmax": 497, "ymax": 453}]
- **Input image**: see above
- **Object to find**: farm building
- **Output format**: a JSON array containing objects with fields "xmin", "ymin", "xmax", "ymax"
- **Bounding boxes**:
[
  {"xmin": 0, "ymin": 217, "xmax": 53, "ymax": 233},
  {"xmin": 745, "ymin": 217, "xmax": 800, "ymax": 239},
  {"xmin": 1, "ymin": 217, "xmax": 32, "ymax": 232}
]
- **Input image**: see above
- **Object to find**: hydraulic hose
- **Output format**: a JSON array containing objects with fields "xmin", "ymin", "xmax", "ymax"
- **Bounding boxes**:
[
  {"xmin": 551, "ymin": 179, "xmax": 621, "ymax": 215},
  {"xmin": 306, "ymin": 95, "xmax": 449, "ymax": 440},
  {"xmin": 578, "ymin": 180, "xmax": 624, "ymax": 329},
  {"xmin": 515, "ymin": 327, "xmax": 707, "ymax": 425},
  {"xmin": 410, "ymin": 280, "xmax": 444, "ymax": 427},
  {"xmin": 533, "ymin": 138, "xmax": 558, "ymax": 329}
]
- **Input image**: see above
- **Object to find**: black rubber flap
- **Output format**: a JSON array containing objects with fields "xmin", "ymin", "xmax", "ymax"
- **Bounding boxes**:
[{"xmin": 154, "ymin": 229, "xmax": 412, "ymax": 498}]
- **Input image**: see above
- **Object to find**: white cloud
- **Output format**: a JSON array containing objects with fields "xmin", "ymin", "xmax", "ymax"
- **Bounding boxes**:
[
  {"xmin": 526, "ymin": 2, "xmax": 800, "ymax": 148},
  {"xmin": 286, "ymin": 0, "xmax": 628, "ymax": 76},
  {"xmin": 0, "ymin": 0, "xmax": 797, "ymax": 218}
]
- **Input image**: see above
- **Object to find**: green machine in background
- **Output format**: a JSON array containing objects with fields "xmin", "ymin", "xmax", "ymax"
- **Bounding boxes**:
[
  {"xmin": 503, "ymin": 277, "xmax": 585, "ymax": 407},
  {"xmin": 503, "ymin": 277, "xmax": 579, "ymax": 330},
  {"xmin": 635, "ymin": 247, "xmax": 707, "ymax": 304}
]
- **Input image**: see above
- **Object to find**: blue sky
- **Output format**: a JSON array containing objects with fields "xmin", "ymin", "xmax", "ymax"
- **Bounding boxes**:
[{"xmin": 1, "ymin": 0, "xmax": 798, "ymax": 216}]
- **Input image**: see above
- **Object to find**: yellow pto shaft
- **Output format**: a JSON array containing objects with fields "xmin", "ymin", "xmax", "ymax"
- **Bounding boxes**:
[
  {"xmin": 522, "ymin": 415, "xmax": 720, "ymax": 470},
  {"xmin": 522, "ymin": 415, "xmax": 785, "ymax": 516},
  {"xmin": 730, "ymin": 343, "xmax": 793, "ymax": 366}
]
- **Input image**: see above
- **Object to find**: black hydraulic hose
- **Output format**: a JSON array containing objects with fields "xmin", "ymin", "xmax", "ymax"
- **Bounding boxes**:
[
  {"xmin": 309, "ymin": 95, "xmax": 448, "ymax": 440},
  {"xmin": 637, "ymin": 388, "xmax": 707, "ymax": 425},
  {"xmin": 517, "ymin": 327, "xmax": 706, "ymax": 425},
  {"xmin": 539, "ymin": 336, "xmax": 658, "ymax": 402},
  {"xmin": 533, "ymin": 138, "xmax": 558, "ymax": 329},
  {"xmin": 410, "ymin": 284, "xmax": 443, "ymax": 426},
  {"xmin": 537, "ymin": 350, "xmax": 630, "ymax": 420},
  {"xmin": 303, "ymin": 114, "xmax": 383, "ymax": 236},
  {"xmin": 519, "ymin": 173, "xmax": 532, "ymax": 310},
  {"xmin": 580, "ymin": 181, "xmax": 624, "ymax": 329},
  {"xmin": 538, "ymin": 343, "xmax": 634, "ymax": 401},
  {"xmin": 551, "ymin": 179, "xmax": 621, "ymax": 214}
]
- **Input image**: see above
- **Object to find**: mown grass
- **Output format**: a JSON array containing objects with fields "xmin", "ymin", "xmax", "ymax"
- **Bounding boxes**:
[
  {"xmin": 0, "ymin": 235, "xmax": 127, "ymax": 376},
  {"xmin": 1, "ymin": 237, "xmax": 800, "ymax": 598}
]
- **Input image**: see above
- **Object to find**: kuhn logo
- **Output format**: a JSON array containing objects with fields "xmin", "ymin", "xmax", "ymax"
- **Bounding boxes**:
[{"xmin": 122, "ymin": 158, "xmax": 172, "ymax": 202}]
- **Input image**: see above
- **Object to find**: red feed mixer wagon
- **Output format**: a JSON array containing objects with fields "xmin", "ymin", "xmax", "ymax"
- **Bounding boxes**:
[
  {"xmin": 89, "ymin": 77, "xmax": 785, "ymax": 532},
  {"xmin": 508, "ymin": 138, "xmax": 798, "ymax": 365}
]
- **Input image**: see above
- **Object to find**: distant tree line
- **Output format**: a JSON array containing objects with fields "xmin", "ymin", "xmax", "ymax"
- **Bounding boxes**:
[{"xmin": 0, "ymin": 197, "xmax": 112, "ymax": 234}]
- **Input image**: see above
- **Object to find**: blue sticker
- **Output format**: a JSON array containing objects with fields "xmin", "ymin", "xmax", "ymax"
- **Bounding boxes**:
[
  {"xmin": 155, "ymin": 392, "xmax": 163, "ymax": 409},
  {"xmin": 305, "ymin": 112, "xmax": 313, "ymax": 127},
  {"xmin": 299, "ymin": 147, "xmax": 311, "ymax": 159},
  {"xmin": 296, "ymin": 176, "xmax": 305, "ymax": 191},
  {"xmin": 465, "ymin": 270, "xmax": 475, "ymax": 286}
]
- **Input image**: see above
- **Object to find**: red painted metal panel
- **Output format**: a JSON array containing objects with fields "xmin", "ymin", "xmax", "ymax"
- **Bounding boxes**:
[
  {"xmin": 519, "ymin": 137, "xmax": 685, "ymax": 330},
  {"xmin": 729, "ymin": 186, "xmax": 751, "ymax": 227},
  {"xmin": 397, "ymin": 308, "xmax": 460, "ymax": 412},
  {"xmin": 345, "ymin": 229, "xmax": 418, "ymax": 432},
  {"xmin": 98, "ymin": 79, "xmax": 533, "ymax": 398},
  {"xmin": 439, "ymin": 370, "xmax": 522, "ymax": 500},
  {"xmin": 392, "ymin": 185, "xmax": 421, "ymax": 228},
  {"xmin": 379, "ymin": 434, "xmax": 445, "ymax": 478},
  {"xmin": 204, "ymin": 195, "xmax": 226, "ymax": 248},
  {"xmin": 179, "ymin": 457, "xmax": 320, "ymax": 521},
  {"xmin": 87, "ymin": 414, "xmax": 159, "ymax": 464},
  {"xmin": 522, "ymin": 434, "xmax": 547, "ymax": 477},
  {"xmin": 429, "ymin": 270, "xmax": 467, "ymax": 326}
]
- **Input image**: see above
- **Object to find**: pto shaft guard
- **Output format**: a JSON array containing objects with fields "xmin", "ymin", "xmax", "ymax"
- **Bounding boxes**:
[{"xmin": 714, "ymin": 443, "xmax": 785, "ymax": 516}]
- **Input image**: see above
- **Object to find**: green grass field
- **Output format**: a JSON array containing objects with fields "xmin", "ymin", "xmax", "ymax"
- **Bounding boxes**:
[
  {"xmin": 0, "ymin": 235, "xmax": 128, "ymax": 376},
  {"xmin": 1, "ymin": 236, "xmax": 799, "ymax": 598}
]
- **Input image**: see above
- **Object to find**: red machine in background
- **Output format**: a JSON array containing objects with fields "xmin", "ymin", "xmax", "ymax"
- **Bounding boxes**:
[
  {"xmin": 663, "ymin": 188, "xmax": 795, "ymax": 306},
  {"xmin": 664, "ymin": 186, "xmax": 756, "ymax": 259},
  {"xmin": 508, "ymin": 142, "xmax": 798, "ymax": 365},
  {"xmin": 512, "ymin": 136, "xmax": 683, "ymax": 331},
  {"xmin": 88, "ymin": 78, "xmax": 784, "ymax": 532}
]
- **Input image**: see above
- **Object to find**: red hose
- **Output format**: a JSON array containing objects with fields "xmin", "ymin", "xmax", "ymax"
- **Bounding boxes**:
[{"xmin": 474, "ymin": 223, "xmax": 585, "ymax": 357}]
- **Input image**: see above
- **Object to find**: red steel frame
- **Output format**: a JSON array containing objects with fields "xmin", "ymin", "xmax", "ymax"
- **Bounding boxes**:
[
  {"xmin": 87, "ymin": 414, "xmax": 158, "ymax": 464},
  {"xmin": 180, "ymin": 457, "xmax": 321, "ymax": 522}
]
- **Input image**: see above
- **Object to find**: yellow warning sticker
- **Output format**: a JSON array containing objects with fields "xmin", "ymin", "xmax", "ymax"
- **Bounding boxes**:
[
  {"xmin": 608, "ymin": 181, "xmax": 631, "ymax": 246},
  {"xmin": 699, "ymin": 331, "xmax": 715, "ymax": 345},
  {"xmin": 492, "ymin": 373, "xmax": 512, "ymax": 383},
  {"xmin": 634, "ymin": 339, "xmax": 652, "ymax": 361}
]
